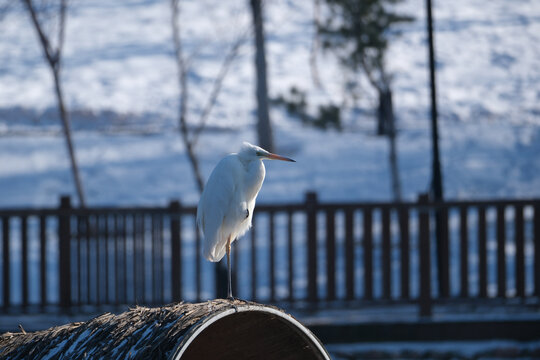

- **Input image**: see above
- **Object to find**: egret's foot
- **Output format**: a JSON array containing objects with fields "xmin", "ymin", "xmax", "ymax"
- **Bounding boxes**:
[
  {"xmin": 227, "ymin": 296, "xmax": 244, "ymax": 311},
  {"xmin": 227, "ymin": 297, "xmax": 239, "ymax": 311}
]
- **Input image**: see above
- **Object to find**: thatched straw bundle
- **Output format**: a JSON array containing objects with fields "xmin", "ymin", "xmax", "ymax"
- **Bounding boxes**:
[{"xmin": 0, "ymin": 299, "xmax": 329, "ymax": 360}]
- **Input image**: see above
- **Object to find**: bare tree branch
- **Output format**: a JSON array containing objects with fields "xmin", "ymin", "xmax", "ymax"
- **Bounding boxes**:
[
  {"xmin": 360, "ymin": 53, "xmax": 382, "ymax": 92},
  {"xmin": 23, "ymin": 0, "xmax": 56, "ymax": 64},
  {"xmin": 170, "ymin": 0, "xmax": 204, "ymax": 193},
  {"xmin": 56, "ymin": 0, "xmax": 67, "ymax": 67},
  {"xmin": 192, "ymin": 29, "xmax": 250, "ymax": 146},
  {"xmin": 170, "ymin": 0, "xmax": 188, "ymax": 133},
  {"xmin": 23, "ymin": 0, "xmax": 86, "ymax": 207},
  {"xmin": 171, "ymin": 0, "xmax": 248, "ymax": 193}
]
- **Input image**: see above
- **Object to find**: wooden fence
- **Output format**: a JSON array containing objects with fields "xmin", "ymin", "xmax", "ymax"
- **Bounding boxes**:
[{"xmin": 1, "ymin": 193, "xmax": 539, "ymax": 315}]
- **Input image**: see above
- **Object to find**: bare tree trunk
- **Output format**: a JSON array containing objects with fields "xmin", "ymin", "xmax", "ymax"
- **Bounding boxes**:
[
  {"xmin": 310, "ymin": 0, "xmax": 322, "ymax": 88},
  {"xmin": 184, "ymin": 134, "xmax": 205, "ymax": 193},
  {"xmin": 250, "ymin": 0, "xmax": 274, "ymax": 152},
  {"xmin": 377, "ymin": 89, "xmax": 389, "ymax": 136},
  {"xmin": 24, "ymin": 0, "xmax": 86, "ymax": 207},
  {"xmin": 362, "ymin": 56, "xmax": 402, "ymax": 201},
  {"xmin": 388, "ymin": 122, "xmax": 401, "ymax": 202},
  {"xmin": 52, "ymin": 68, "xmax": 86, "ymax": 207},
  {"xmin": 382, "ymin": 89, "xmax": 402, "ymax": 201}
]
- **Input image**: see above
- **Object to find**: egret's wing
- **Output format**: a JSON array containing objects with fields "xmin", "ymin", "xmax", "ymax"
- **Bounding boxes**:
[{"xmin": 197, "ymin": 155, "xmax": 242, "ymax": 261}]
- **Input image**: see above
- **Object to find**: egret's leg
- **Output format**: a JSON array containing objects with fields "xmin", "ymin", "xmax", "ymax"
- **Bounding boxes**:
[{"xmin": 226, "ymin": 236, "xmax": 233, "ymax": 299}]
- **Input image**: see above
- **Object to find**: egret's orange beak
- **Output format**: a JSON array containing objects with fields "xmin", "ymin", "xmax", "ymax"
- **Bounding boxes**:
[{"xmin": 266, "ymin": 153, "xmax": 296, "ymax": 162}]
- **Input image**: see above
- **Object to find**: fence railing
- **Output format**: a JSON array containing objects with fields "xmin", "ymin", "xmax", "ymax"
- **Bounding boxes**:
[{"xmin": 1, "ymin": 193, "xmax": 539, "ymax": 315}]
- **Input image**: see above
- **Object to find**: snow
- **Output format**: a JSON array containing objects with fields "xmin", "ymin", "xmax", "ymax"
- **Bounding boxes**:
[
  {"xmin": 63, "ymin": 329, "xmax": 92, "ymax": 357},
  {"xmin": 41, "ymin": 338, "xmax": 68, "ymax": 360},
  {"xmin": 0, "ymin": 0, "xmax": 539, "ymax": 207},
  {"xmin": 326, "ymin": 340, "xmax": 540, "ymax": 359}
]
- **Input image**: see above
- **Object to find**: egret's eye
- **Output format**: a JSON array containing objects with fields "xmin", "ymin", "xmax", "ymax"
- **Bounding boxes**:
[{"xmin": 256, "ymin": 151, "xmax": 262, "ymax": 156}]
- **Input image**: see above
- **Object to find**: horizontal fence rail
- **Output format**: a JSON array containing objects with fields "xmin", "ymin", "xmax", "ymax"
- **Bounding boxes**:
[{"xmin": 0, "ymin": 194, "xmax": 539, "ymax": 315}]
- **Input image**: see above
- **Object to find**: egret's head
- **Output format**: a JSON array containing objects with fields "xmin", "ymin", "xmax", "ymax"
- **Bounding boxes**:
[{"xmin": 239, "ymin": 142, "xmax": 295, "ymax": 162}]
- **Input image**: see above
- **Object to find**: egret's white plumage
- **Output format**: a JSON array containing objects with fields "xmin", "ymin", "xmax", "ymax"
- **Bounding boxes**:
[
  {"xmin": 196, "ymin": 142, "xmax": 295, "ymax": 297},
  {"xmin": 197, "ymin": 145, "xmax": 264, "ymax": 261}
]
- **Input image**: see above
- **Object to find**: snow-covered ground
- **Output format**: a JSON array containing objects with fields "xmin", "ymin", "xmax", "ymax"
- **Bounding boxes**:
[
  {"xmin": 0, "ymin": 0, "xmax": 539, "ymax": 207},
  {"xmin": 327, "ymin": 340, "xmax": 540, "ymax": 360}
]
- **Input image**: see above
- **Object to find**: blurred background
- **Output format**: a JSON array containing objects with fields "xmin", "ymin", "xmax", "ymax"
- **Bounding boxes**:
[{"xmin": 0, "ymin": 0, "xmax": 538, "ymax": 207}]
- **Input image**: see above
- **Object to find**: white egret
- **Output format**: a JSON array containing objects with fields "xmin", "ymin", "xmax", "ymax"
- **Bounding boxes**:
[{"xmin": 196, "ymin": 142, "xmax": 295, "ymax": 298}]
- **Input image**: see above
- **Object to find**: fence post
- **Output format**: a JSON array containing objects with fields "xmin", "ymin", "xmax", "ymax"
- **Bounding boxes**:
[
  {"xmin": 381, "ymin": 207, "xmax": 391, "ymax": 299},
  {"xmin": 325, "ymin": 209, "xmax": 336, "ymax": 301},
  {"xmin": 478, "ymin": 206, "xmax": 488, "ymax": 298},
  {"xmin": 535, "ymin": 204, "xmax": 540, "ymax": 297},
  {"xmin": 21, "ymin": 216, "xmax": 28, "ymax": 308},
  {"xmin": 2, "ymin": 216, "xmax": 10, "ymax": 310},
  {"xmin": 496, "ymin": 205, "xmax": 507, "ymax": 298},
  {"xmin": 306, "ymin": 192, "xmax": 318, "ymax": 303},
  {"xmin": 58, "ymin": 195, "xmax": 72, "ymax": 310},
  {"xmin": 345, "ymin": 208, "xmax": 354, "ymax": 300},
  {"xmin": 399, "ymin": 207, "xmax": 410, "ymax": 299},
  {"xmin": 364, "ymin": 209, "xmax": 373, "ymax": 300},
  {"xmin": 170, "ymin": 200, "xmax": 182, "ymax": 302},
  {"xmin": 514, "ymin": 204, "xmax": 525, "ymax": 298},
  {"xmin": 459, "ymin": 206, "xmax": 469, "ymax": 297},
  {"xmin": 418, "ymin": 193, "xmax": 432, "ymax": 317}
]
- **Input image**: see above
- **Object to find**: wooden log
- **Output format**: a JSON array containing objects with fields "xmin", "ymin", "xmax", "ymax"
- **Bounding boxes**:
[{"xmin": 0, "ymin": 300, "xmax": 330, "ymax": 360}]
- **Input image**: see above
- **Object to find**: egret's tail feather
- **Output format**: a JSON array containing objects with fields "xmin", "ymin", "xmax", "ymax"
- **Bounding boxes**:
[{"xmin": 203, "ymin": 241, "xmax": 226, "ymax": 262}]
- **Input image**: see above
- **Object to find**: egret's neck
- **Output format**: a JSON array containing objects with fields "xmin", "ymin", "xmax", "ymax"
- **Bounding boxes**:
[{"xmin": 243, "ymin": 159, "xmax": 266, "ymax": 202}]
